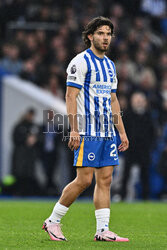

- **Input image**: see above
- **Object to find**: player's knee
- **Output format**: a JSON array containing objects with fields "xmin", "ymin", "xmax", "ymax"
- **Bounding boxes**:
[
  {"xmin": 82, "ymin": 176, "xmax": 93, "ymax": 189},
  {"xmin": 104, "ymin": 176, "xmax": 112, "ymax": 188},
  {"xmin": 106, "ymin": 175, "xmax": 112, "ymax": 186},
  {"xmin": 97, "ymin": 175, "xmax": 112, "ymax": 188},
  {"xmin": 77, "ymin": 176, "xmax": 92, "ymax": 190}
]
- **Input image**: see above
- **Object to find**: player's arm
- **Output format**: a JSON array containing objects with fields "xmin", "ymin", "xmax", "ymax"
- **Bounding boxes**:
[
  {"xmin": 111, "ymin": 92, "xmax": 129, "ymax": 151},
  {"xmin": 66, "ymin": 86, "xmax": 80, "ymax": 151}
]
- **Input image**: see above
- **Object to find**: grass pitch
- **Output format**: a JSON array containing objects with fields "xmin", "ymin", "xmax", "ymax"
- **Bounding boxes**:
[{"xmin": 0, "ymin": 200, "xmax": 166, "ymax": 249}]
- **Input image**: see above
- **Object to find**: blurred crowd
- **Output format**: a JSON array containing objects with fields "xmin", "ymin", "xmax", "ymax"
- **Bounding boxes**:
[{"xmin": 0, "ymin": 0, "xmax": 167, "ymax": 199}]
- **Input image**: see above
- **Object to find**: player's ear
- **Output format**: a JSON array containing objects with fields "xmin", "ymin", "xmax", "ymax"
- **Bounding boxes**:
[{"xmin": 88, "ymin": 34, "xmax": 93, "ymax": 42}]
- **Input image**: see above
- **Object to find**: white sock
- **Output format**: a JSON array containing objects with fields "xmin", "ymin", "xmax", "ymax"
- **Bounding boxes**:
[
  {"xmin": 95, "ymin": 208, "xmax": 110, "ymax": 232},
  {"xmin": 49, "ymin": 202, "xmax": 69, "ymax": 223}
]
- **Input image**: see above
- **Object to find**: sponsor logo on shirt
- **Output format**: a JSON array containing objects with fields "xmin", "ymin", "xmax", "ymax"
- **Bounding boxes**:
[{"xmin": 93, "ymin": 84, "xmax": 111, "ymax": 94}]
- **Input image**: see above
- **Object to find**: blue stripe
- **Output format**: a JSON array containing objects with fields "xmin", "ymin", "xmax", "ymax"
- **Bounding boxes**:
[
  {"xmin": 108, "ymin": 98, "xmax": 111, "ymax": 106},
  {"xmin": 103, "ymin": 97, "xmax": 108, "ymax": 137},
  {"xmin": 104, "ymin": 57, "xmax": 113, "ymax": 82},
  {"xmin": 66, "ymin": 82, "xmax": 82, "ymax": 89},
  {"xmin": 100, "ymin": 60, "xmax": 107, "ymax": 82},
  {"xmin": 111, "ymin": 89, "xmax": 117, "ymax": 93},
  {"xmin": 94, "ymin": 96, "xmax": 100, "ymax": 137},
  {"xmin": 73, "ymin": 149, "xmax": 78, "ymax": 166},
  {"xmin": 87, "ymin": 50, "xmax": 100, "ymax": 81},
  {"xmin": 84, "ymin": 54, "xmax": 91, "ymax": 136}
]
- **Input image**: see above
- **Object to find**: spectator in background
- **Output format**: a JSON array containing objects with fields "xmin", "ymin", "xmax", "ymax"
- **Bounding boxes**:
[
  {"xmin": 116, "ymin": 52, "xmax": 136, "ymax": 82},
  {"xmin": 159, "ymin": 79, "xmax": 167, "ymax": 125},
  {"xmin": 138, "ymin": 68, "xmax": 161, "ymax": 118},
  {"xmin": 116, "ymin": 57, "xmax": 135, "ymax": 97},
  {"xmin": 20, "ymin": 58, "xmax": 38, "ymax": 82},
  {"xmin": 118, "ymin": 94, "xmax": 128, "ymax": 113},
  {"xmin": 120, "ymin": 92, "xmax": 155, "ymax": 200},
  {"xmin": 133, "ymin": 50, "xmax": 149, "ymax": 84},
  {"xmin": 0, "ymin": 43, "xmax": 23, "ymax": 74},
  {"xmin": 46, "ymin": 74, "xmax": 64, "ymax": 98},
  {"xmin": 141, "ymin": 0, "xmax": 166, "ymax": 17},
  {"xmin": 30, "ymin": 4, "xmax": 53, "ymax": 22},
  {"xmin": 11, "ymin": 108, "xmax": 40, "ymax": 196},
  {"xmin": 23, "ymin": 33, "xmax": 39, "ymax": 59},
  {"xmin": 38, "ymin": 110, "xmax": 62, "ymax": 195},
  {"xmin": 156, "ymin": 52, "xmax": 167, "ymax": 80},
  {"xmin": 157, "ymin": 124, "xmax": 167, "ymax": 198},
  {"xmin": 111, "ymin": 94, "xmax": 128, "ymax": 199}
]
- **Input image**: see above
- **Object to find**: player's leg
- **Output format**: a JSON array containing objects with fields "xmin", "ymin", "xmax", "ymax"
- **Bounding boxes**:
[
  {"xmin": 59, "ymin": 167, "xmax": 94, "ymax": 207},
  {"xmin": 93, "ymin": 166, "xmax": 113, "ymax": 233},
  {"xmin": 94, "ymin": 166, "xmax": 114, "ymax": 209},
  {"xmin": 93, "ymin": 166, "xmax": 129, "ymax": 242},
  {"xmin": 42, "ymin": 167, "xmax": 94, "ymax": 241}
]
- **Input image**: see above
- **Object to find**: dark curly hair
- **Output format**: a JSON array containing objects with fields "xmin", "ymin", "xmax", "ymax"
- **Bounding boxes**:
[{"xmin": 82, "ymin": 16, "xmax": 114, "ymax": 48}]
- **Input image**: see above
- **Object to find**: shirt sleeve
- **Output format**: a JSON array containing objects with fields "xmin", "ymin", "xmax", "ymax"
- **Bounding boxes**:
[
  {"xmin": 66, "ymin": 56, "xmax": 87, "ymax": 89},
  {"xmin": 110, "ymin": 61, "xmax": 118, "ymax": 93}
]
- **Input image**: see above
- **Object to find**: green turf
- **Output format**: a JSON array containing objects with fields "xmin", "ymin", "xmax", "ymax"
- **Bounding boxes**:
[{"xmin": 0, "ymin": 200, "xmax": 166, "ymax": 249}]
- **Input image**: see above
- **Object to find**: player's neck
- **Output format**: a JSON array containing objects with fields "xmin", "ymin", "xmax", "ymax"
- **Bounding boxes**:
[{"xmin": 89, "ymin": 46, "xmax": 105, "ymax": 59}]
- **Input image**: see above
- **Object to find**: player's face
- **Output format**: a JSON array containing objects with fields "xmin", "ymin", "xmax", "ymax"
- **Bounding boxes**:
[{"xmin": 91, "ymin": 25, "xmax": 112, "ymax": 52}]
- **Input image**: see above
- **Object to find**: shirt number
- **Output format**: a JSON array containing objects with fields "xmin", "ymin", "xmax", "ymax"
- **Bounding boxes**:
[{"xmin": 110, "ymin": 143, "xmax": 117, "ymax": 157}]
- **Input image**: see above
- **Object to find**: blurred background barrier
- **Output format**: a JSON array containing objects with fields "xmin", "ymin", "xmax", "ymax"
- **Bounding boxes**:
[
  {"xmin": 0, "ymin": 0, "xmax": 167, "ymax": 199},
  {"xmin": 1, "ymin": 75, "xmax": 66, "ymax": 178},
  {"xmin": 0, "ymin": 74, "xmax": 71, "ymax": 196}
]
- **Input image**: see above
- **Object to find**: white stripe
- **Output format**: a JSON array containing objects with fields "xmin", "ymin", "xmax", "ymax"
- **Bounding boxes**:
[
  {"xmin": 103, "ymin": 59, "xmax": 110, "ymax": 82},
  {"xmin": 86, "ymin": 52, "xmax": 96, "ymax": 82},
  {"xmin": 95, "ymin": 59, "xmax": 103, "ymax": 82},
  {"xmin": 85, "ymin": 53, "xmax": 96, "ymax": 135},
  {"xmin": 77, "ymin": 90, "xmax": 85, "ymax": 134}
]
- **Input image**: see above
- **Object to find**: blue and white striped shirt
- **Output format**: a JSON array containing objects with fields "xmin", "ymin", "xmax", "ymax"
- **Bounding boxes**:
[{"xmin": 66, "ymin": 48, "xmax": 118, "ymax": 137}]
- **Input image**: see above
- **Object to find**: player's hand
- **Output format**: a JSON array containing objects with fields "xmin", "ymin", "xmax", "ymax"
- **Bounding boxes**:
[
  {"xmin": 118, "ymin": 133, "xmax": 129, "ymax": 152},
  {"xmin": 68, "ymin": 131, "xmax": 80, "ymax": 151}
]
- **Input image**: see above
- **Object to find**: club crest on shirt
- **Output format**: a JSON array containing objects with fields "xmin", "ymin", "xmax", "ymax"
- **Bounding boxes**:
[
  {"xmin": 70, "ymin": 65, "xmax": 76, "ymax": 74},
  {"xmin": 108, "ymin": 69, "xmax": 113, "ymax": 76}
]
